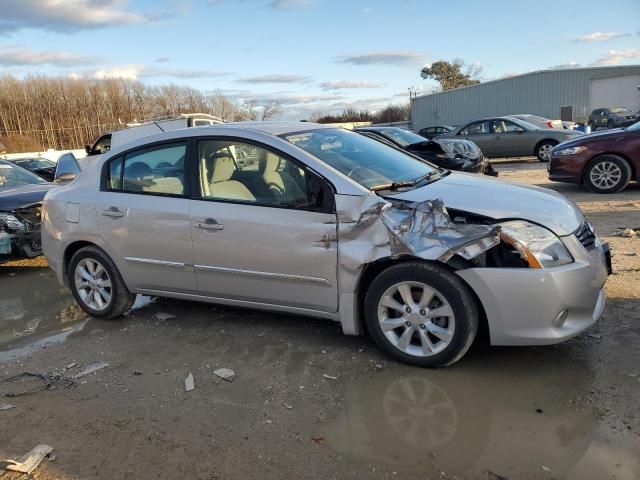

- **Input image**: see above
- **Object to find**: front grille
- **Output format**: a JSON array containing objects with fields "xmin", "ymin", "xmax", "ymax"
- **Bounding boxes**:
[
  {"xmin": 13, "ymin": 205, "xmax": 42, "ymax": 231},
  {"xmin": 575, "ymin": 221, "xmax": 596, "ymax": 250}
]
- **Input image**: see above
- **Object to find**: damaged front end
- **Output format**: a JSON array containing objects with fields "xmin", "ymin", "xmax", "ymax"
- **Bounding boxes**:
[
  {"xmin": 409, "ymin": 139, "xmax": 497, "ymax": 176},
  {"xmin": 0, "ymin": 204, "xmax": 44, "ymax": 263}
]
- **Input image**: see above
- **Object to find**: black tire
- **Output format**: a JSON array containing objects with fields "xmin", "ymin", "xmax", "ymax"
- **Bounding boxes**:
[
  {"xmin": 364, "ymin": 262, "xmax": 479, "ymax": 368},
  {"xmin": 68, "ymin": 246, "xmax": 135, "ymax": 319},
  {"xmin": 535, "ymin": 140, "xmax": 557, "ymax": 162},
  {"xmin": 583, "ymin": 155, "xmax": 631, "ymax": 194}
]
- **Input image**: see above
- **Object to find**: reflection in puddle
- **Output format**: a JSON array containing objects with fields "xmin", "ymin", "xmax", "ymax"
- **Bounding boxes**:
[
  {"xmin": 0, "ymin": 268, "xmax": 86, "ymax": 361},
  {"xmin": 322, "ymin": 361, "xmax": 640, "ymax": 479}
]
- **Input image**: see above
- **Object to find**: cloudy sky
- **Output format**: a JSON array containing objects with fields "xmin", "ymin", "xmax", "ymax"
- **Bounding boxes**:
[{"xmin": 1, "ymin": 0, "xmax": 639, "ymax": 119}]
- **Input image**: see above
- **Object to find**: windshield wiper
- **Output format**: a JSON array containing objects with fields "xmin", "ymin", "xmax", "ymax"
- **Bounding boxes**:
[{"xmin": 370, "ymin": 171, "xmax": 440, "ymax": 192}]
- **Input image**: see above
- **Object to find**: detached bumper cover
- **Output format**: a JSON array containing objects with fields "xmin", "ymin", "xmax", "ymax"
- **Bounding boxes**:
[{"xmin": 456, "ymin": 234, "xmax": 608, "ymax": 345}]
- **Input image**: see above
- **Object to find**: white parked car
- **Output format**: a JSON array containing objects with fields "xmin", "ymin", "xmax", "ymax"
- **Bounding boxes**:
[{"xmin": 42, "ymin": 123, "xmax": 610, "ymax": 367}]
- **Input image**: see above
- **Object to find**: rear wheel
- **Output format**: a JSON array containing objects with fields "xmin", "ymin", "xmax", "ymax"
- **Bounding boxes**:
[
  {"xmin": 68, "ymin": 246, "xmax": 135, "ymax": 318},
  {"xmin": 583, "ymin": 155, "xmax": 631, "ymax": 194},
  {"xmin": 364, "ymin": 262, "xmax": 479, "ymax": 367},
  {"xmin": 535, "ymin": 140, "xmax": 557, "ymax": 162}
]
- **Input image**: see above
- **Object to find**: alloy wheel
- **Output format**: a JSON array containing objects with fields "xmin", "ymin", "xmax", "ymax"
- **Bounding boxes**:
[
  {"xmin": 377, "ymin": 281, "xmax": 455, "ymax": 357},
  {"xmin": 74, "ymin": 258, "xmax": 113, "ymax": 311},
  {"xmin": 538, "ymin": 143, "xmax": 553, "ymax": 161},
  {"xmin": 590, "ymin": 161, "xmax": 622, "ymax": 190}
]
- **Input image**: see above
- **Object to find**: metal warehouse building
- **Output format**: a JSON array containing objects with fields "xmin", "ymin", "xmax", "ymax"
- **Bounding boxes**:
[{"xmin": 410, "ymin": 65, "xmax": 640, "ymax": 130}]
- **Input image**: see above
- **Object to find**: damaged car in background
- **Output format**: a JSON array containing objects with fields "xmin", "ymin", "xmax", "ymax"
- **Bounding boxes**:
[
  {"xmin": 42, "ymin": 123, "xmax": 611, "ymax": 367},
  {"xmin": 355, "ymin": 126, "xmax": 497, "ymax": 176},
  {"xmin": 0, "ymin": 159, "xmax": 57, "ymax": 262}
]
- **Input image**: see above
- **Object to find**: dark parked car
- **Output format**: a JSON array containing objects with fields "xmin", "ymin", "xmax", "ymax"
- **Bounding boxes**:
[
  {"xmin": 418, "ymin": 125, "xmax": 454, "ymax": 139},
  {"xmin": 0, "ymin": 159, "xmax": 58, "ymax": 262},
  {"xmin": 355, "ymin": 126, "xmax": 495, "ymax": 175},
  {"xmin": 549, "ymin": 121, "xmax": 640, "ymax": 193},
  {"xmin": 588, "ymin": 107, "xmax": 638, "ymax": 130},
  {"xmin": 439, "ymin": 116, "xmax": 583, "ymax": 162},
  {"xmin": 8, "ymin": 157, "xmax": 57, "ymax": 182}
]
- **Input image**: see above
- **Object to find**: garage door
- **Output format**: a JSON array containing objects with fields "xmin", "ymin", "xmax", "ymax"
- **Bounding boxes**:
[{"xmin": 590, "ymin": 75, "xmax": 640, "ymax": 113}]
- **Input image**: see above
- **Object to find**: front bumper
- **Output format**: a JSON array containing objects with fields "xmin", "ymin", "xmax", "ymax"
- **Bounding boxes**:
[{"xmin": 456, "ymin": 234, "xmax": 609, "ymax": 345}]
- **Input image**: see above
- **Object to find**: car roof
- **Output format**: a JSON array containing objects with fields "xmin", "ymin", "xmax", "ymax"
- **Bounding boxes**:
[
  {"xmin": 354, "ymin": 126, "xmax": 403, "ymax": 132},
  {"xmin": 211, "ymin": 121, "xmax": 335, "ymax": 136}
]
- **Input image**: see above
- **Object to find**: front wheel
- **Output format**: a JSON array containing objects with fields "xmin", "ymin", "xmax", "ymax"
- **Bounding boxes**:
[
  {"xmin": 535, "ymin": 141, "xmax": 557, "ymax": 162},
  {"xmin": 364, "ymin": 262, "xmax": 479, "ymax": 368},
  {"xmin": 68, "ymin": 246, "xmax": 135, "ymax": 318},
  {"xmin": 583, "ymin": 155, "xmax": 631, "ymax": 194}
]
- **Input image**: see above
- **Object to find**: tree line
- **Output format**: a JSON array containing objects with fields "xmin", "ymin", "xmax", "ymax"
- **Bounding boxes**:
[
  {"xmin": 311, "ymin": 104, "xmax": 409, "ymax": 124},
  {"xmin": 0, "ymin": 75, "xmax": 279, "ymax": 153}
]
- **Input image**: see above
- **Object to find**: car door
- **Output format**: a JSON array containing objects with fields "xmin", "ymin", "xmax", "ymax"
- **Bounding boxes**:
[
  {"xmin": 189, "ymin": 138, "xmax": 338, "ymax": 313},
  {"xmin": 96, "ymin": 141, "xmax": 197, "ymax": 294},
  {"xmin": 457, "ymin": 121, "xmax": 496, "ymax": 156},
  {"xmin": 490, "ymin": 119, "xmax": 530, "ymax": 157}
]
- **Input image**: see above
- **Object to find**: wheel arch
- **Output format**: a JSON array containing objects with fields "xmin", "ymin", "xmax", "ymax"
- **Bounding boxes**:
[
  {"xmin": 353, "ymin": 255, "xmax": 490, "ymax": 343},
  {"xmin": 534, "ymin": 138, "xmax": 559, "ymax": 155}
]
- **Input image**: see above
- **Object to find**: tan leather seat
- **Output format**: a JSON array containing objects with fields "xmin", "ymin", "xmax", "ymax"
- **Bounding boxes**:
[
  {"xmin": 210, "ymin": 152, "xmax": 255, "ymax": 201},
  {"xmin": 260, "ymin": 152, "xmax": 305, "ymax": 203}
]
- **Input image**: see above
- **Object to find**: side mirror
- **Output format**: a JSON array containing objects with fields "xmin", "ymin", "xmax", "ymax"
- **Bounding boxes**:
[
  {"xmin": 85, "ymin": 145, "xmax": 91, "ymax": 154},
  {"xmin": 54, "ymin": 152, "xmax": 81, "ymax": 184},
  {"xmin": 516, "ymin": 128, "xmax": 525, "ymax": 133},
  {"xmin": 55, "ymin": 172, "xmax": 77, "ymax": 183}
]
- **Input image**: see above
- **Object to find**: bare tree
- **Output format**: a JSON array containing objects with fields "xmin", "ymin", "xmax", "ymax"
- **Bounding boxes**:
[{"xmin": 261, "ymin": 101, "xmax": 282, "ymax": 121}]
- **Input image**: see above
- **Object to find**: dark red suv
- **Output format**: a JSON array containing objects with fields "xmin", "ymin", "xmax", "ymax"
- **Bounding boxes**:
[{"xmin": 549, "ymin": 122, "xmax": 640, "ymax": 193}]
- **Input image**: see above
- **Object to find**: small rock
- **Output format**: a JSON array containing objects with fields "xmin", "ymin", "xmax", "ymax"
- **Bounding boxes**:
[
  {"xmin": 323, "ymin": 374, "xmax": 339, "ymax": 380},
  {"xmin": 48, "ymin": 454, "xmax": 56, "ymax": 462},
  {"xmin": 213, "ymin": 368, "xmax": 236, "ymax": 382},
  {"xmin": 542, "ymin": 465, "xmax": 551, "ymax": 473},
  {"xmin": 620, "ymin": 228, "xmax": 636, "ymax": 238},
  {"xmin": 133, "ymin": 370, "xmax": 143, "ymax": 376},
  {"xmin": 374, "ymin": 364, "xmax": 383, "ymax": 371},
  {"xmin": 536, "ymin": 408, "xmax": 543, "ymax": 414},
  {"xmin": 65, "ymin": 362, "xmax": 78, "ymax": 370},
  {"xmin": 587, "ymin": 333, "xmax": 602, "ymax": 340},
  {"xmin": 0, "ymin": 403, "xmax": 16, "ymax": 411},
  {"xmin": 153, "ymin": 312, "xmax": 175, "ymax": 321},
  {"xmin": 185, "ymin": 373, "xmax": 195, "ymax": 392},
  {"xmin": 321, "ymin": 350, "xmax": 327, "ymax": 354},
  {"xmin": 72, "ymin": 362, "xmax": 109, "ymax": 379},
  {"xmin": 283, "ymin": 403, "xmax": 293, "ymax": 410}
]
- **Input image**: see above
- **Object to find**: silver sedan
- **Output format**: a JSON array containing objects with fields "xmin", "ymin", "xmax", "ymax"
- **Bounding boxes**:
[
  {"xmin": 439, "ymin": 116, "xmax": 583, "ymax": 161},
  {"xmin": 42, "ymin": 122, "xmax": 609, "ymax": 367}
]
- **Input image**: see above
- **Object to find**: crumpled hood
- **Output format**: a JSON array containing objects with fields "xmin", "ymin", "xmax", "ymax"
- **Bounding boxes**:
[
  {"xmin": 0, "ymin": 183, "xmax": 56, "ymax": 211},
  {"xmin": 386, "ymin": 173, "xmax": 583, "ymax": 236}
]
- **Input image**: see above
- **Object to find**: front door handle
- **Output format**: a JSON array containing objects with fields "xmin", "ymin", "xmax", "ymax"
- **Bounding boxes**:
[
  {"xmin": 101, "ymin": 207, "xmax": 123, "ymax": 218},
  {"xmin": 193, "ymin": 219, "xmax": 223, "ymax": 231}
]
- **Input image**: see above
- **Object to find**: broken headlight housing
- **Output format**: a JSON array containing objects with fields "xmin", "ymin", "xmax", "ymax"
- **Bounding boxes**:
[
  {"xmin": 499, "ymin": 220, "xmax": 573, "ymax": 269},
  {"xmin": 0, "ymin": 212, "xmax": 25, "ymax": 231}
]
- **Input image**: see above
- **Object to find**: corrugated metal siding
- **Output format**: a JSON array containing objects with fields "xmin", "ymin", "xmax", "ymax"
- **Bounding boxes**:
[{"xmin": 411, "ymin": 66, "xmax": 640, "ymax": 129}]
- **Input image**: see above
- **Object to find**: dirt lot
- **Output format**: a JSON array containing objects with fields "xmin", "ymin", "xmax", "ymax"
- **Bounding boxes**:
[{"xmin": 1, "ymin": 161, "xmax": 639, "ymax": 480}]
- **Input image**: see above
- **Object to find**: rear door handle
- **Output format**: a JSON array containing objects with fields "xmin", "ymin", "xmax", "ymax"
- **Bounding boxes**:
[
  {"xmin": 193, "ymin": 219, "xmax": 223, "ymax": 231},
  {"xmin": 101, "ymin": 207, "xmax": 123, "ymax": 218}
]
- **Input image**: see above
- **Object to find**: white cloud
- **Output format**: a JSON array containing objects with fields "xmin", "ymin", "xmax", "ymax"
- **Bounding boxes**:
[
  {"xmin": 0, "ymin": 46, "xmax": 97, "ymax": 66},
  {"xmin": 0, "ymin": 0, "xmax": 151, "ymax": 34},
  {"xmin": 82, "ymin": 64, "xmax": 231, "ymax": 81},
  {"xmin": 93, "ymin": 65, "xmax": 142, "ymax": 80},
  {"xmin": 592, "ymin": 49, "xmax": 640, "ymax": 65},
  {"xmin": 550, "ymin": 61, "xmax": 581, "ymax": 69},
  {"xmin": 320, "ymin": 80, "xmax": 386, "ymax": 90},
  {"xmin": 336, "ymin": 51, "xmax": 426, "ymax": 67},
  {"xmin": 236, "ymin": 74, "xmax": 312, "ymax": 84},
  {"xmin": 574, "ymin": 32, "xmax": 631, "ymax": 42},
  {"xmin": 268, "ymin": 0, "xmax": 316, "ymax": 10}
]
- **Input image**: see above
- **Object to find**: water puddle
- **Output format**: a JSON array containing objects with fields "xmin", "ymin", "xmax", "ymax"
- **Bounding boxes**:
[
  {"xmin": 321, "ymin": 356, "xmax": 640, "ymax": 479},
  {"xmin": 0, "ymin": 267, "xmax": 87, "ymax": 362}
]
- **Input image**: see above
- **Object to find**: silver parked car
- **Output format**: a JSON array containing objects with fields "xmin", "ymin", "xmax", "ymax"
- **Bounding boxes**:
[
  {"xmin": 42, "ymin": 122, "xmax": 610, "ymax": 367},
  {"xmin": 440, "ymin": 116, "xmax": 583, "ymax": 161}
]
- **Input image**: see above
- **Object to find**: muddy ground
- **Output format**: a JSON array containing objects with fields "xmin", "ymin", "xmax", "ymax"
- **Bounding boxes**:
[{"xmin": 1, "ymin": 161, "xmax": 639, "ymax": 480}]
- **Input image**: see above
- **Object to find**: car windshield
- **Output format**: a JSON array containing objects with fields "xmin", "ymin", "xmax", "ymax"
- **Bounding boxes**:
[
  {"xmin": 283, "ymin": 128, "xmax": 437, "ymax": 190},
  {"xmin": 14, "ymin": 158, "xmax": 55, "ymax": 169},
  {"xmin": 375, "ymin": 128, "xmax": 427, "ymax": 148},
  {"xmin": 611, "ymin": 107, "xmax": 632, "ymax": 114},
  {"xmin": 0, "ymin": 161, "xmax": 48, "ymax": 191},
  {"xmin": 627, "ymin": 121, "xmax": 640, "ymax": 131}
]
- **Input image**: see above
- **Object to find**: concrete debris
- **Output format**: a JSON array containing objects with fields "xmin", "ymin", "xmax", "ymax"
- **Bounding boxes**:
[
  {"xmin": 153, "ymin": 312, "xmax": 175, "ymax": 321},
  {"xmin": 133, "ymin": 370, "xmax": 143, "ymax": 376},
  {"xmin": 65, "ymin": 362, "xmax": 78, "ymax": 370},
  {"xmin": 283, "ymin": 403, "xmax": 293, "ymax": 410},
  {"xmin": 4, "ymin": 444, "xmax": 53, "ymax": 474},
  {"xmin": 0, "ymin": 404, "xmax": 16, "ymax": 410},
  {"xmin": 587, "ymin": 333, "xmax": 602, "ymax": 340},
  {"xmin": 213, "ymin": 368, "xmax": 236, "ymax": 382},
  {"xmin": 48, "ymin": 454, "xmax": 56, "ymax": 462},
  {"xmin": 185, "ymin": 373, "xmax": 195, "ymax": 392},
  {"xmin": 71, "ymin": 362, "xmax": 109, "ymax": 379},
  {"xmin": 323, "ymin": 374, "xmax": 339, "ymax": 380},
  {"xmin": 542, "ymin": 465, "xmax": 551, "ymax": 473},
  {"xmin": 374, "ymin": 364, "xmax": 383, "ymax": 371},
  {"xmin": 620, "ymin": 228, "xmax": 636, "ymax": 238}
]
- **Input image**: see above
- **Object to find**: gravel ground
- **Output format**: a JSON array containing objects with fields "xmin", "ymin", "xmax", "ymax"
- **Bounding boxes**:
[{"xmin": 0, "ymin": 162, "xmax": 639, "ymax": 480}]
